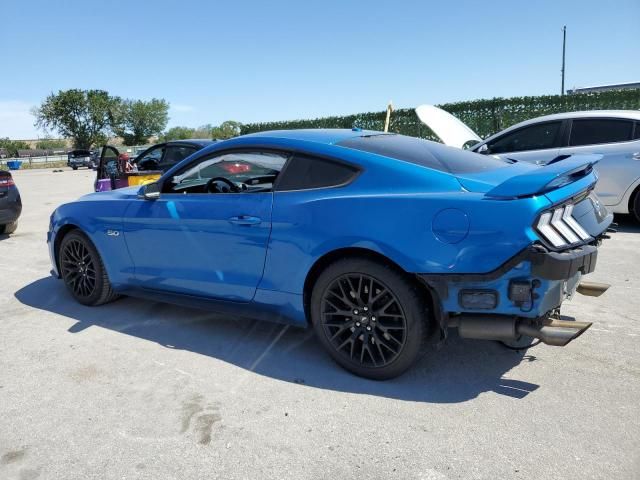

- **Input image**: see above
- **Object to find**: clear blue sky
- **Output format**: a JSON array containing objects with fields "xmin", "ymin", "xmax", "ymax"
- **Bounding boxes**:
[{"xmin": 1, "ymin": 0, "xmax": 639, "ymax": 138}]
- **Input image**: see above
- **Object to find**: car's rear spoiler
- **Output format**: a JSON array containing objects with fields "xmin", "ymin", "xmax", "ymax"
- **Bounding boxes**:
[{"xmin": 485, "ymin": 154, "xmax": 601, "ymax": 199}]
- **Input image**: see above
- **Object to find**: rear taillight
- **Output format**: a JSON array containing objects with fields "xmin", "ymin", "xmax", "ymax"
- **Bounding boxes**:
[
  {"xmin": 535, "ymin": 204, "xmax": 590, "ymax": 248},
  {"xmin": 0, "ymin": 175, "xmax": 15, "ymax": 187}
]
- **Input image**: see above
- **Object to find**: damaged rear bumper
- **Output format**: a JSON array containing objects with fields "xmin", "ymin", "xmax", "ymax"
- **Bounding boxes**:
[{"xmin": 418, "ymin": 243, "xmax": 609, "ymax": 346}]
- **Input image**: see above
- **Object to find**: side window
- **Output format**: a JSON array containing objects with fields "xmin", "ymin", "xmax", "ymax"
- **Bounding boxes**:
[
  {"xmin": 635, "ymin": 122, "xmax": 640, "ymax": 140},
  {"xmin": 136, "ymin": 146, "xmax": 166, "ymax": 171},
  {"xmin": 275, "ymin": 154, "xmax": 359, "ymax": 191},
  {"xmin": 161, "ymin": 146, "xmax": 198, "ymax": 170},
  {"xmin": 487, "ymin": 121, "xmax": 563, "ymax": 154},
  {"xmin": 166, "ymin": 151, "xmax": 289, "ymax": 194},
  {"xmin": 569, "ymin": 119, "xmax": 634, "ymax": 146}
]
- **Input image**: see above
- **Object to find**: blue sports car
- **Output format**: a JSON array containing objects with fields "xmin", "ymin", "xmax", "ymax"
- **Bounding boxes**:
[{"xmin": 47, "ymin": 129, "xmax": 613, "ymax": 379}]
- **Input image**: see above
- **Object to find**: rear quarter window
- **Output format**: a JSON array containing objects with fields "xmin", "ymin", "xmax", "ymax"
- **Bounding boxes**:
[
  {"xmin": 275, "ymin": 154, "xmax": 359, "ymax": 191},
  {"xmin": 569, "ymin": 119, "xmax": 634, "ymax": 146},
  {"xmin": 338, "ymin": 134, "xmax": 507, "ymax": 174}
]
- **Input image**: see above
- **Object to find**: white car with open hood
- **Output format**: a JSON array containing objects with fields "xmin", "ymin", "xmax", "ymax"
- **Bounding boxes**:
[{"xmin": 416, "ymin": 105, "xmax": 640, "ymax": 222}]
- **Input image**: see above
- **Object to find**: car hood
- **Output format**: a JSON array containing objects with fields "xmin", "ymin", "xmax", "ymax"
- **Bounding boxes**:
[
  {"xmin": 82, "ymin": 186, "xmax": 140, "ymax": 201},
  {"xmin": 415, "ymin": 105, "xmax": 481, "ymax": 148}
]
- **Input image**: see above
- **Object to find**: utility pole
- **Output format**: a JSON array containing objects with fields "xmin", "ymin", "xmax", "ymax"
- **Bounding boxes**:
[
  {"xmin": 561, "ymin": 25, "xmax": 567, "ymax": 95},
  {"xmin": 384, "ymin": 101, "xmax": 393, "ymax": 133}
]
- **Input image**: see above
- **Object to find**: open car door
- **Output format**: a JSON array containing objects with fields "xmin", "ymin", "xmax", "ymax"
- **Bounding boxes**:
[
  {"xmin": 415, "ymin": 105, "xmax": 481, "ymax": 149},
  {"xmin": 95, "ymin": 145, "xmax": 163, "ymax": 192},
  {"xmin": 95, "ymin": 145, "xmax": 121, "ymax": 192}
]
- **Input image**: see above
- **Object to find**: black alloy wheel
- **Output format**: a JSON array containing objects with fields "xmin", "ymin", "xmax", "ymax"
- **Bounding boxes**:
[
  {"xmin": 321, "ymin": 273, "xmax": 408, "ymax": 368},
  {"xmin": 61, "ymin": 237, "xmax": 97, "ymax": 298},
  {"xmin": 311, "ymin": 258, "xmax": 428, "ymax": 380},
  {"xmin": 59, "ymin": 230, "xmax": 119, "ymax": 306}
]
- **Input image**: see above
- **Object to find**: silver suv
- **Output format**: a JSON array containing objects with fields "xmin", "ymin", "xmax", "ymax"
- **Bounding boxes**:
[{"xmin": 417, "ymin": 107, "xmax": 640, "ymax": 222}]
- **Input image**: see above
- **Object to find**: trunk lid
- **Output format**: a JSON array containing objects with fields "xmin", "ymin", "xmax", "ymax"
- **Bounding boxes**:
[{"xmin": 456, "ymin": 154, "xmax": 601, "ymax": 199}]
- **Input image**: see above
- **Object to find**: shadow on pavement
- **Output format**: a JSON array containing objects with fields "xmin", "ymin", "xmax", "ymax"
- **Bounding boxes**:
[
  {"xmin": 15, "ymin": 276, "xmax": 540, "ymax": 403},
  {"xmin": 613, "ymin": 214, "xmax": 640, "ymax": 233}
]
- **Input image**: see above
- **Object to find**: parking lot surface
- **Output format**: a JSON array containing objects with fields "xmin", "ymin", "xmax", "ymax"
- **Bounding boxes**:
[{"xmin": 1, "ymin": 168, "xmax": 639, "ymax": 480}]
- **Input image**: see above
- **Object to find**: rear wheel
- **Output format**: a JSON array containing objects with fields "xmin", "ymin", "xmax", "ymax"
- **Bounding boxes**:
[
  {"xmin": 72, "ymin": 166, "xmax": 78, "ymax": 170},
  {"xmin": 632, "ymin": 187, "xmax": 640, "ymax": 224},
  {"xmin": 311, "ymin": 257, "xmax": 428, "ymax": 380},
  {"xmin": 59, "ymin": 230, "xmax": 119, "ymax": 306},
  {"xmin": 0, "ymin": 221, "xmax": 18, "ymax": 235}
]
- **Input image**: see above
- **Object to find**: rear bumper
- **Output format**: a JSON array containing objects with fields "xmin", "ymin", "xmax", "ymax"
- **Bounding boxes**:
[
  {"xmin": 47, "ymin": 228, "xmax": 60, "ymax": 277},
  {"xmin": 529, "ymin": 244, "xmax": 597, "ymax": 280},
  {"xmin": 68, "ymin": 159, "xmax": 91, "ymax": 167},
  {"xmin": 418, "ymin": 243, "xmax": 603, "ymax": 319},
  {"xmin": 0, "ymin": 190, "xmax": 22, "ymax": 225}
]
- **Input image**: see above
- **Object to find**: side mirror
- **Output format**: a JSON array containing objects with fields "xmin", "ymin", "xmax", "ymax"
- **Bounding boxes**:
[
  {"xmin": 139, "ymin": 182, "xmax": 160, "ymax": 200},
  {"xmin": 476, "ymin": 144, "xmax": 489, "ymax": 154}
]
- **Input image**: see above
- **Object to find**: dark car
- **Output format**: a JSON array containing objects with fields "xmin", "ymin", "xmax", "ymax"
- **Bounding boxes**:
[
  {"xmin": 0, "ymin": 170, "xmax": 22, "ymax": 234},
  {"xmin": 132, "ymin": 139, "xmax": 215, "ymax": 171},
  {"xmin": 67, "ymin": 150, "xmax": 94, "ymax": 170},
  {"xmin": 95, "ymin": 139, "xmax": 215, "ymax": 192}
]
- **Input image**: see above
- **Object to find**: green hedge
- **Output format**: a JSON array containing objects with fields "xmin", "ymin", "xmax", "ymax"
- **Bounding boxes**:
[{"xmin": 240, "ymin": 90, "xmax": 640, "ymax": 140}]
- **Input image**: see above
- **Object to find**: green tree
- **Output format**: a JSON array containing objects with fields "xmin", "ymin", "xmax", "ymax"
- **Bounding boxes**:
[
  {"xmin": 33, "ymin": 89, "xmax": 120, "ymax": 149},
  {"xmin": 192, "ymin": 124, "xmax": 213, "ymax": 138},
  {"xmin": 0, "ymin": 138, "xmax": 30, "ymax": 157},
  {"xmin": 35, "ymin": 138, "xmax": 67, "ymax": 150},
  {"xmin": 112, "ymin": 98, "xmax": 169, "ymax": 146},
  {"xmin": 210, "ymin": 120, "xmax": 242, "ymax": 139},
  {"xmin": 160, "ymin": 126, "xmax": 197, "ymax": 141}
]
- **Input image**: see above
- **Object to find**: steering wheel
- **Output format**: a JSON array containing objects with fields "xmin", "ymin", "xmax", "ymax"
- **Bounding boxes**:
[{"xmin": 205, "ymin": 176, "xmax": 240, "ymax": 193}]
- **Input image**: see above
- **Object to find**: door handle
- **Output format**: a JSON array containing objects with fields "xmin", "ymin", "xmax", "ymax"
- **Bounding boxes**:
[
  {"xmin": 632, "ymin": 152, "xmax": 640, "ymax": 160},
  {"xmin": 228, "ymin": 215, "xmax": 262, "ymax": 226}
]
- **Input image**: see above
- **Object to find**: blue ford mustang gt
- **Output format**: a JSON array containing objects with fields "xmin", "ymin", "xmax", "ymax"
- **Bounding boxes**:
[{"xmin": 48, "ymin": 129, "xmax": 612, "ymax": 379}]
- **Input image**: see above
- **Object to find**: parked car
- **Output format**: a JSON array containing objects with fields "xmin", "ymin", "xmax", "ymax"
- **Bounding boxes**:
[
  {"xmin": 95, "ymin": 139, "xmax": 214, "ymax": 192},
  {"xmin": 48, "ymin": 129, "xmax": 612, "ymax": 379},
  {"xmin": 416, "ymin": 106, "xmax": 640, "ymax": 222},
  {"xmin": 67, "ymin": 149, "xmax": 95, "ymax": 170},
  {"xmin": 0, "ymin": 170, "xmax": 22, "ymax": 234}
]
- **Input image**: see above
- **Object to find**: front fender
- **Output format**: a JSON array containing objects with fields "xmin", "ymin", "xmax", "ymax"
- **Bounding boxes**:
[{"xmin": 48, "ymin": 200, "xmax": 134, "ymax": 287}]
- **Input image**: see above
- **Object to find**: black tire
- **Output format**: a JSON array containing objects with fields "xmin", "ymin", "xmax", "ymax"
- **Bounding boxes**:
[
  {"xmin": 59, "ymin": 230, "xmax": 119, "ymax": 306},
  {"xmin": 311, "ymin": 257, "xmax": 429, "ymax": 380},
  {"xmin": 72, "ymin": 166, "xmax": 78, "ymax": 170},
  {"xmin": 632, "ymin": 187, "xmax": 640, "ymax": 224},
  {"xmin": 0, "ymin": 221, "xmax": 18, "ymax": 235}
]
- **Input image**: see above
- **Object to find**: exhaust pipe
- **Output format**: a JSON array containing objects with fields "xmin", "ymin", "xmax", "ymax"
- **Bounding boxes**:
[
  {"xmin": 518, "ymin": 318, "xmax": 592, "ymax": 346},
  {"xmin": 576, "ymin": 281, "xmax": 610, "ymax": 297},
  {"xmin": 455, "ymin": 315, "xmax": 592, "ymax": 347}
]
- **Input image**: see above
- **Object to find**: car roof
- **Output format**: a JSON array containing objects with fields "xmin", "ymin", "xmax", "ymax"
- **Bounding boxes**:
[
  {"xmin": 518, "ymin": 110, "xmax": 640, "ymax": 122},
  {"xmin": 502, "ymin": 110, "xmax": 640, "ymax": 131},
  {"xmin": 242, "ymin": 129, "xmax": 389, "ymax": 145},
  {"xmin": 480, "ymin": 110, "xmax": 640, "ymax": 144}
]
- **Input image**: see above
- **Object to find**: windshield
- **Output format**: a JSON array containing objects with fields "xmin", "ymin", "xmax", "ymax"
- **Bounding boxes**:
[{"xmin": 338, "ymin": 134, "xmax": 509, "ymax": 174}]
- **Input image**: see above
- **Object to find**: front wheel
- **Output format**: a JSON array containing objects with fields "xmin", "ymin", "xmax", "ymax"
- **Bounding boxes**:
[
  {"xmin": 59, "ymin": 230, "xmax": 119, "ymax": 306},
  {"xmin": 311, "ymin": 258, "xmax": 429, "ymax": 380}
]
